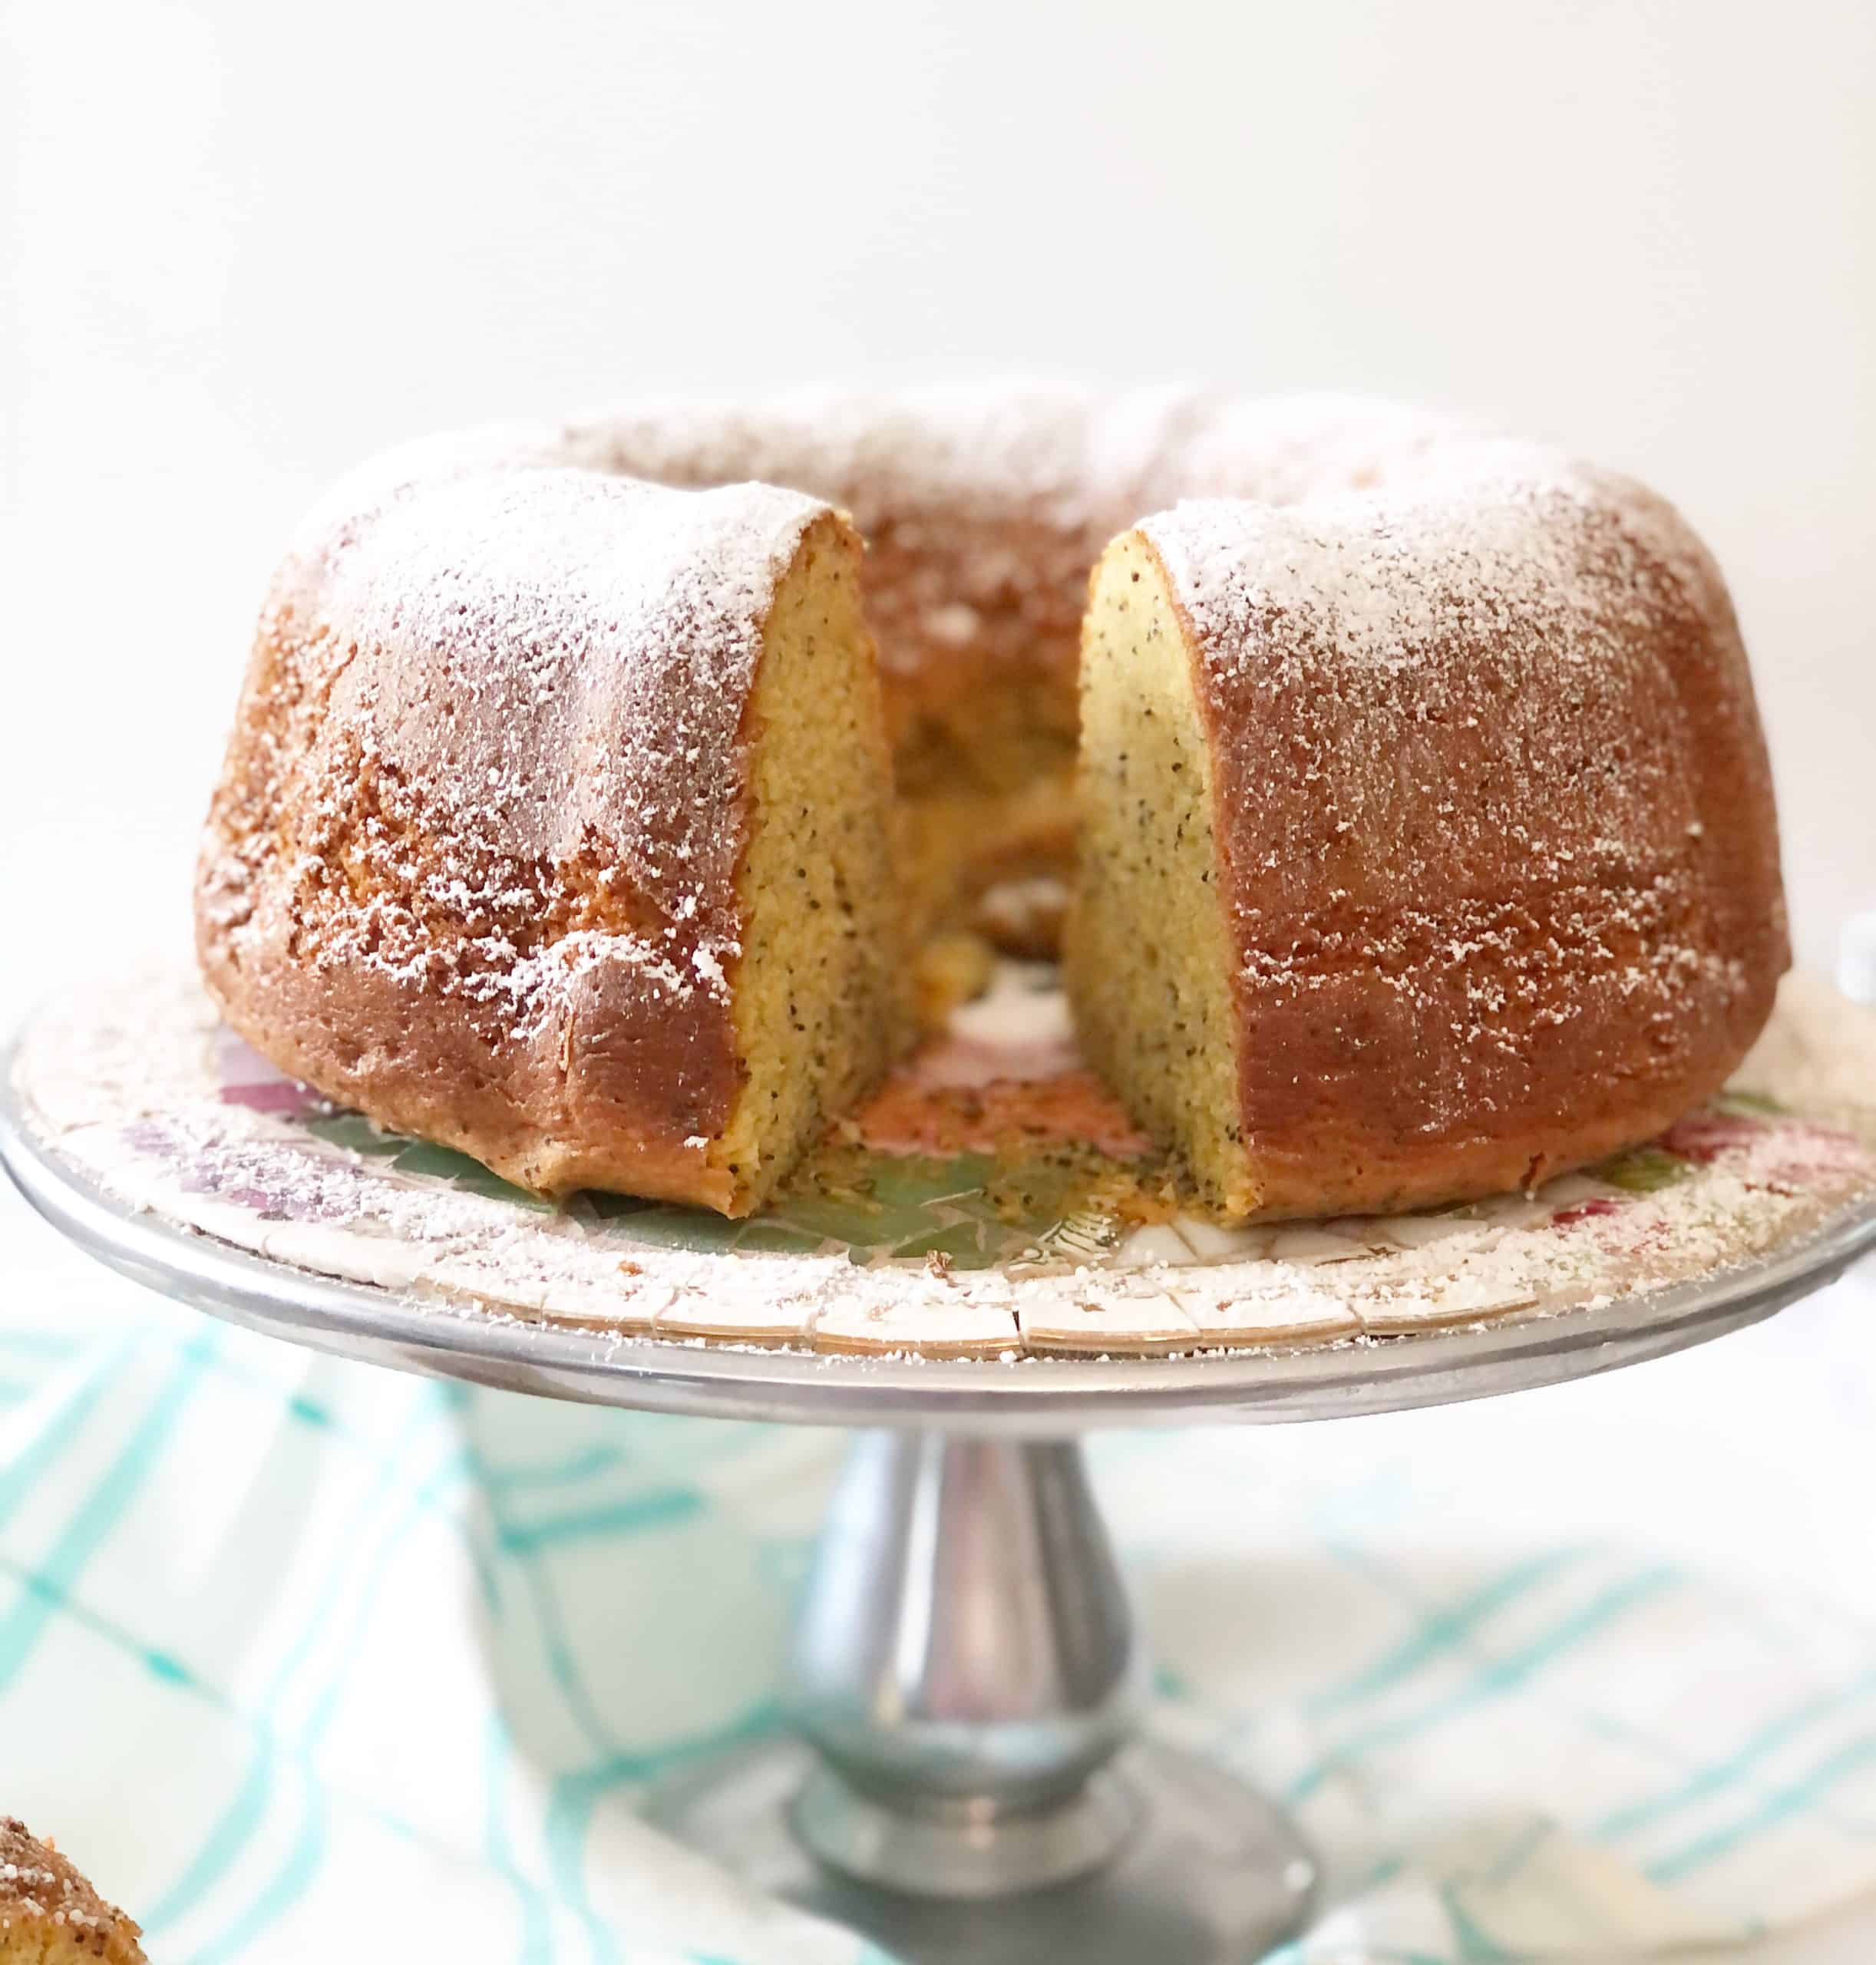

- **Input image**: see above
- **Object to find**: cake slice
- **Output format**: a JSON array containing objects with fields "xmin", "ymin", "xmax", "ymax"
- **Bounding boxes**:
[
  {"xmin": 198, "ymin": 468, "xmax": 908, "ymax": 1215},
  {"xmin": 1066, "ymin": 461, "xmax": 1786, "ymax": 1220},
  {"xmin": 712, "ymin": 511, "xmax": 910, "ymax": 1207},
  {"xmin": 0, "ymin": 1818, "xmax": 144, "ymax": 1965}
]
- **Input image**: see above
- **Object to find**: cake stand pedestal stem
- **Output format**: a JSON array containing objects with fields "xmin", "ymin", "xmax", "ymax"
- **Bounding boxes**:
[
  {"xmin": 648, "ymin": 1430, "xmax": 1319, "ymax": 1965},
  {"xmin": 790, "ymin": 1430, "xmax": 1145, "ymax": 1892}
]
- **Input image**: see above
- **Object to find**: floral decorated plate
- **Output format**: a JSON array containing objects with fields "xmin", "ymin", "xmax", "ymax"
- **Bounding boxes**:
[{"xmin": 9, "ymin": 966, "xmax": 1876, "ymax": 1366}]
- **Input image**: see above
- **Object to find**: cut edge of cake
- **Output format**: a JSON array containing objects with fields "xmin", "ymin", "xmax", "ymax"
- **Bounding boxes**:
[
  {"xmin": 1065, "ymin": 529, "xmax": 1259, "ymax": 1217},
  {"xmin": 709, "ymin": 510, "xmax": 911, "ymax": 1213}
]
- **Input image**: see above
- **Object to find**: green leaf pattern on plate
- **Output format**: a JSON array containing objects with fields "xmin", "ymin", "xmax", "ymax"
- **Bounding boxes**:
[
  {"xmin": 1594, "ymin": 1144, "xmax": 1696, "ymax": 1194},
  {"xmin": 304, "ymin": 1112, "xmax": 553, "ymax": 1210},
  {"xmin": 299, "ymin": 1111, "xmax": 1081, "ymax": 1267},
  {"xmin": 293, "ymin": 1094, "xmax": 1765, "ymax": 1264},
  {"xmin": 1716, "ymin": 1088, "xmax": 1787, "ymax": 1118},
  {"xmin": 579, "ymin": 1151, "xmax": 1061, "ymax": 1267}
]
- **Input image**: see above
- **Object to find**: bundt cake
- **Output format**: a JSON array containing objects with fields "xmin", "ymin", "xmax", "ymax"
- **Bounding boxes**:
[
  {"xmin": 0, "ymin": 1818, "xmax": 144, "ymax": 1964},
  {"xmin": 197, "ymin": 390, "xmax": 1788, "ymax": 1221}
]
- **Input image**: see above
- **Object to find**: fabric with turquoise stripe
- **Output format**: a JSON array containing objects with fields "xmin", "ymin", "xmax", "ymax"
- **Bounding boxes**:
[{"xmin": 5, "ymin": 1221, "xmax": 1876, "ymax": 1962}]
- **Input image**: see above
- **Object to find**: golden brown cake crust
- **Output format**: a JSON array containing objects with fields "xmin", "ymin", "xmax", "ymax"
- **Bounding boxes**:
[
  {"xmin": 1136, "ymin": 445, "xmax": 1788, "ymax": 1216},
  {"xmin": 0, "ymin": 1818, "xmax": 144, "ymax": 1965},
  {"xmin": 197, "ymin": 466, "xmax": 846, "ymax": 1209}
]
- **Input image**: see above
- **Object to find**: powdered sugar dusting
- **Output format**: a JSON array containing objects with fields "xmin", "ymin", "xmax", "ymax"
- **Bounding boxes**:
[
  {"xmin": 543, "ymin": 386, "xmax": 1475, "ymax": 685},
  {"xmin": 204, "ymin": 454, "xmax": 823, "ymax": 1058},
  {"xmin": 1136, "ymin": 441, "xmax": 1785, "ymax": 1154},
  {"xmin": 1147, "ymin": 444, "xmax": 1670, "ymax": 677},
  {"xmin": 201, "ymin": 390, "xmax": 1491, "ymax": 1028}
]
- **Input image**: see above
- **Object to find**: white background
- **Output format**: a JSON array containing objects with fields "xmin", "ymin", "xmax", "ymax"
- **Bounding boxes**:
[
  {"xmin": 2, "ymin": 5, "xmax": 1874, "ymax": 1958},
  {"xmin": 2, "ymin": 0, "xmax": 1873, "ymax": 1023}
]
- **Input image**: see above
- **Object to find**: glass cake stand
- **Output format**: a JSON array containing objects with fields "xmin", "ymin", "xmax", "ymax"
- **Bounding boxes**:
[{"xmin": 7, "ymin": 1055, "xmax": 1876, "ymax": 1965}]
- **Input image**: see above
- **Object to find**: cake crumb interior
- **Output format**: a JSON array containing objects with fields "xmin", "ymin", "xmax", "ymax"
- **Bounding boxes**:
[
  {"xmin": 709, "ymin": 518, "xmax": 908, "ymax": 1210},
  {"xmin": 1066, "ymin": 532, "xmax": 1257, "ymax": 1217}
]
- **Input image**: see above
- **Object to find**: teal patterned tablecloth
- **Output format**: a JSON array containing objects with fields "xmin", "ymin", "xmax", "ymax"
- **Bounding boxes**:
[{"xmin": 4, "ymin": 1201, "xmax": 1876, "ymax": 1963}]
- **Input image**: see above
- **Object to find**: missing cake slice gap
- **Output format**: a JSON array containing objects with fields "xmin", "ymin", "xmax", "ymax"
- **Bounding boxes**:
[{"xmin": 1065, "ymin": 530, "xmax": 1259, "ymax": 1219}]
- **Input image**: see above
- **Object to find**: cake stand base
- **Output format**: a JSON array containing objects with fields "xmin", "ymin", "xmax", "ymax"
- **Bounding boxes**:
[
  {"xmin": 646, "ymin": 1429, "xmax": 1316, "ymax": 1963},
  {"xmin": 649, "ymin": 1736, "xmax": 1316, "ymax": 1965}
]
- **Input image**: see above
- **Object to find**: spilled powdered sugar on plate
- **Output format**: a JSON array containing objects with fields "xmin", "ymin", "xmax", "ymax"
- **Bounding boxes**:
[{"xmin": 12, "ymin": 967, "xmax": 1876, "ymax": 1362}]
